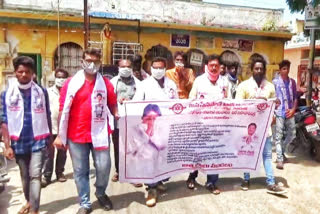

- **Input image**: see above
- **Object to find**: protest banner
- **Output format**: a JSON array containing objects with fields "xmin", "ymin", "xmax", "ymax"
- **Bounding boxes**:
[{"xmin": 119, "ymin": 99, "xmax": 275, "ymax": 183}]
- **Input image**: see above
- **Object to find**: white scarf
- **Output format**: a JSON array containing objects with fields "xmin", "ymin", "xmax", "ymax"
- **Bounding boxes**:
[
  {"xmin": 59, "ymin": 70, "xmax": 111, "ymax": 150},
  {"xmin": 5, "ymin": 80, "xmax": 50, "ymax": 140}
]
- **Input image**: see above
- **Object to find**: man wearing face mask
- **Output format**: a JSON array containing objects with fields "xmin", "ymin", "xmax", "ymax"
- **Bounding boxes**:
[
  {"xmin": 188, "ymin": 54, "xmax": 231, "ymax": 194},
  {"xmin": 133, "ymin": 57, "xmax": 178, "ymax": 207},
  {"xmin": 166, "ymin": 51, "xmax": 195, "ymax": 99},
  {"xmin": 236, "ymin": 55, "xmax": 287, "ymax": 195},
  {"xmin": 1, "ymin": 56, "xmax": 52, "ymax": 214},
  {"xmin": 41, "ymin": 68, "xmax": 69, "ymax": 187},
  {"xmin": 134, "ymin": 57, "xmax": 178, "ymax": 100},
  {"xmin": 53, "ymin": 48, "xmax": 119, "ymax": 214},
  {"xmin": 110, "ymin": 58, "xmax": 142, "ymax": 187}
]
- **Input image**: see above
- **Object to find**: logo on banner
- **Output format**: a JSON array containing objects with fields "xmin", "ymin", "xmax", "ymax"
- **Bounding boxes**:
[
  {"xmin": 257, "ymin": 103, "xmax": 269, "ymax": 112},
  {"xmin": 169, "ymin": 103, "xmax": 186, "ymax": 114}
]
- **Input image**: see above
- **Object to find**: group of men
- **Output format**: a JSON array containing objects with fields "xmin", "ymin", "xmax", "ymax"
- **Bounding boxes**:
[{"xmin": 0, "ymin": 47, "xmax": 296, "ymax": 213}]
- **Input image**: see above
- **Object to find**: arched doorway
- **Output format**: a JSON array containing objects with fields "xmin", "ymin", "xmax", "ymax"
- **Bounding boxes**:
[
  {"xmin": 143, "ymin": 44, "xmax": 173, "ymax": 74},
  {"xmin": 220, "ymin": 50, "xmax": 242, "ymax": 78},
  {"xmin": 185, "ymin": 48, "xmax": 207, "ymax": 77},
  {"xmin": 54, "ymin": 42, "xmax": 83, "ymax": 76}
]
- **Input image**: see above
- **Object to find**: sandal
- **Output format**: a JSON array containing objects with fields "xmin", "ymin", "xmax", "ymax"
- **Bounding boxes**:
[
  {"xmin": 207, "ymin": 184, "xmax": 221, "ymax": 195},
  {"xmin": 186, "ymin": 178, "xmax": 196, "ymax": 189},
  {"xmin": 18, "ymin": 203, "xmax": 30, "ymax": 214}
]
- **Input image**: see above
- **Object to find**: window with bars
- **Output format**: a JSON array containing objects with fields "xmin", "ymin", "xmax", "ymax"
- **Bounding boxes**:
[
  {"xmin": 112, "ymin": 42, "xmax": 141, "ymax": 65},
  {"xmin": 54, "ymin": 42, "xmax": 83, "ymax": 76}
]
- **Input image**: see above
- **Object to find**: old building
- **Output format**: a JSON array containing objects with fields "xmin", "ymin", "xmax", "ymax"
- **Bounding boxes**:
[{"xmin": 0, "ymin": 0, "xmax": 292, "ymax": 88}]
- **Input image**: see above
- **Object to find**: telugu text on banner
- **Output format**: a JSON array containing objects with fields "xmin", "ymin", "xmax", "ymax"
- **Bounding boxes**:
[{"xmin": 119, "ymin": 99, "xmax": 275, "ymax": 183}]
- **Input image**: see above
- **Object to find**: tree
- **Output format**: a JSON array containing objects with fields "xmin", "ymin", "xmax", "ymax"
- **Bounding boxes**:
[
  {"xmin": 286, "ymin": 0, "xmax": 320, "ymax": 106},
  {"xmin": 286, "ymin": 0, "xmax": 320, "ymax": 13}
]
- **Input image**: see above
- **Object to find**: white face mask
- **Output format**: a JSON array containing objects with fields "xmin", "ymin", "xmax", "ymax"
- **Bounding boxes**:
[
  {"xmin": 119, "ymin": 67, "xmax": 133, "ymax": 78},
  {"xmin": 175, "ymin": 62, "xmax": 184, "ymax": 68},
  {"xmin": 82, "ymin": 61, "xmax": 99, "ymax": 74},
  {"xmin": 151, "ymin": 67, "xmax": 166, "ymax": 80},
  {"xmin": 18, "ymin": 80, "xmax": 32, "ymax": 89},
  {"xmin": 55, "ymin": 78, "xmax": 67, "ymax": 88}
]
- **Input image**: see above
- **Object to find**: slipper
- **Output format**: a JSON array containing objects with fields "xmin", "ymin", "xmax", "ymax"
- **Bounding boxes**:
[
  {"xmin": 18, "ymin": 204, "xmax": 30, "ymax": 214},
  {"xmin": 207, "ymin": 184, "xmax": 221, "ymax": 195},
  {"xmin": 186, "ymin": 178, "xmax": 196, "ymax": 189}
]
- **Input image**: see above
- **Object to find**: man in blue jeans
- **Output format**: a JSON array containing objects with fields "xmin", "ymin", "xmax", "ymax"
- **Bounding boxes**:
[
  {"xmin": 272, "ymin": 60, "xmax": 297, "ymax": 170},
  {"xmin": 187, "ymin": 54, "xmax": 232, "ymax": 194},
  {"xmin": 53, "ymin": 48, "xmax": 119, "ymax": 214},
  {"xmin": 236, "ymin": 54, "xmax": 287, "ymax": 194},
  {"xmin": 1, "ymin": 56, "xmax": 52, "ymax": 214}
]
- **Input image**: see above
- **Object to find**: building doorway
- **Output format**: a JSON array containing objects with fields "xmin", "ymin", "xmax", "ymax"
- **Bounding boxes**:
[
  {"xmin": 54, "ymin": 42, "xmax": 83, "ymax": 76},
  {"xmin": 143, "ymin": 44, "xmax": 173, "ymax": 74}
]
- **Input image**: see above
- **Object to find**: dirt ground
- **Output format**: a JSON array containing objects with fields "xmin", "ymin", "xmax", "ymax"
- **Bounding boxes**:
[{"xmin": 1, "ymin": 144, "xmax": 320, "ymax": 214}]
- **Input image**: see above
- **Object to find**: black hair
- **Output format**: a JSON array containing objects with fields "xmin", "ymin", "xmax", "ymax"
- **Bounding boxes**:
[
  {"xmin": 55, "ymin": 68, "xmax": 69, "ymax": 78},
  {"xmin": 207, "ymin": 54, "xmax": 221, "ymax": 64},
  {"xmin": 133, "ymin": 54, "xmax": 143, "ymax": 63},
  {"xmin": 142, "ymin": 104, "xmax": 162, "ymax": 118},
  {"xmin": 250, "ymin": 55, "xmax": 266, "ymax": 72},
  {"xmin": 248, "ymin": 123, "xmax": 257, "ymax": 129},
  {"xmin": 279, "ymin": 60, "xmax": 291, "ymax": 69},
  {"xmin": 97, "ymin": 93, "xmax": 103, "ymax": 98},
  {"xmin": 83, "ymin": 48, "xmax": 101, "ymax": 59},
  {"xmin": 119, "ymin": 58, "xmax": 132, "ymax": 67},
  {"xmin": 174, "ymin": 51, "xmax": 184, "ymax": 60},
  {"xmin": 13, "ymin": 56, "xmax": 35, "ymax": 72},
  {"xmin": 151, "ymin": 57, "xmax": 167, "ymax": 68}
]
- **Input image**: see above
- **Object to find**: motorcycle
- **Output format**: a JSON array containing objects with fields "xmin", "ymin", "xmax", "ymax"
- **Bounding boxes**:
[
  {"xmin": 289, "ymin": 100, "xmax": 320, "ymax": 162},
  {"xmin": 0, "ymin": 138, "xmax": 10, "ymax": 193}
]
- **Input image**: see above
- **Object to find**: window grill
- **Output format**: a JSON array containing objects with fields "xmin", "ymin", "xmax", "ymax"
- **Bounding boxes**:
[
  {"xmin": 112, "ymin": 42, "xmax": 141, "ymax": 65},
  {"xmin": 54, "ymin": 42, "xmax": 83, "ymax": 76}
]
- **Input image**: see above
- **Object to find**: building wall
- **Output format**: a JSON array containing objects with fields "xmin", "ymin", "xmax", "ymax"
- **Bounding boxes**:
[
  {"xmin": 110, "ymin": 29, "xmax": 284, "ymax": 80},
  {"xmin": 1, "ymin": 21, "xmax": 286, "ymax": 88},
  {"xmin": 4, "ymin": 0, "xmax": 284, "ymax": 31},
  {"xmin": 0, "ymin": 23, "xmax": 101, "ymax": 88}
]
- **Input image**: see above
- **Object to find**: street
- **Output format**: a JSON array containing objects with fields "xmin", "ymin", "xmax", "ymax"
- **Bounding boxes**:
[{"xmin": 1, "ymin": 144, "xmax": 320, "ymax": 214}]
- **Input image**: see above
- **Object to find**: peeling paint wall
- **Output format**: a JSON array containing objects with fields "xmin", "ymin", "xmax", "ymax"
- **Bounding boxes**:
[
  {"xmin": 4, "ymin": 0, "xmax": 285, "ymax": 30},
  {"xmin": 4, "ymin": 0, "xmax": 83, "ymax": 13}
]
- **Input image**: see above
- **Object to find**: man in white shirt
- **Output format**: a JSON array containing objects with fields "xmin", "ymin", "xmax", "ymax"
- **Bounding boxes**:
[
  {"xmin": 133, "ymin": 57, "xmax": 178, "ymax": 207},
  {"xmin": 133, "ymin": 57, "xmax": 178, "ymax": 101},
  {"xmin": 42, "ymin": 68, "xmax": 69, "ymax": 187},
  {"xmin": 187, "ymin": 54, "xmax": 231, "ymax": 194},
  {"xmin": 110, "ymin": 58, "xmax": 142, "ymax": 188}
]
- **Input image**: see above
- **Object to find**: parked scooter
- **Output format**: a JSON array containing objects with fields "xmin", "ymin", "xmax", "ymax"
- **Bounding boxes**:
[
  {"xmin": 289, "ymin": 93, "xmax": 320, "ymax": 162},
  {"xmin": 0, "ymin": 129, "xmax": 10, "ymax": 193}
]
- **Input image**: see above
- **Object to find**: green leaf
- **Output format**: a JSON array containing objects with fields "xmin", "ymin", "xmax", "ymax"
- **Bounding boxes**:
[{"xmin": 286, "ymin": 0, "xmax": 320, "ymax": 13}]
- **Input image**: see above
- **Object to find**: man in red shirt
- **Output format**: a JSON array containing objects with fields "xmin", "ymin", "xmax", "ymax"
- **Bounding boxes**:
[{"xmin": 53, "ymin": 48, "xmax": 118, "ymax": 214}]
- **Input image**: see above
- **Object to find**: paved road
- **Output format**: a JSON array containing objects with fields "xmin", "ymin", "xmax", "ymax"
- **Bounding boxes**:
[{"xmin": 1, "ymin": 145, "xmax": 320, "ymax": 214}]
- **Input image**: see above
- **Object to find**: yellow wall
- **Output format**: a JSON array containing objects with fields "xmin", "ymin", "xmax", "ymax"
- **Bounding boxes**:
[
  {"xmin": 296, "ymin": 20, "xmax": 304, "ymax": 34},
  {"xmin": 5, "ymin": 24, "xmax": 86, "ymax": 70},
  {"xmin": 110, "ymin": 29, "xmax": 285, "ymax": 81},
  {"xmin": 2, "ymin": 22, "xmax": 286, "ymax": 85}
]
